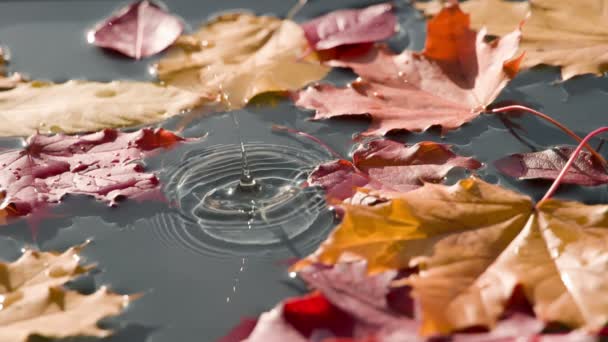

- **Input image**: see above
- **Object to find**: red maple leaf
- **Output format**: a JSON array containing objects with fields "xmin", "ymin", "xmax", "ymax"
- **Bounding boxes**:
[
  {"xmin": 308, "ymin": 139, "xmax": 481, "ymax": 203},
  {"xmin": 495, "ymin": 146, "xmax": 608, "ymax": 186},
  {"xmin": 0, "ymin": 128, "xmax": 188, "ymax": 218},
  {"xmin": 301, "ymin": 3, "xmax": 396, "ymax": 51},
  {"xmin": 294, "ymin": 4, "xmax": 523, "ymax": 136},
  {"xmin": 90, "ymin": 0, "xmax": 183, "ymax": 59}
]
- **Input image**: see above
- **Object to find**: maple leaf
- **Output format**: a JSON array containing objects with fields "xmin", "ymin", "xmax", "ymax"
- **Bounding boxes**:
[
  {"xmin": 90, "ymin": 0, "xmax": 183, "ymax": 59},
  {"xmin": 245, "ymin": 261, "xmax": 417, "ymax": 342},
  {"xmin": 495, "ymin": 147, "xmax": 608, "ymax": 186},
  {"xmin": 295, "ymin": 177, "xmax": 608, "ymax": 335},
  {"xmin": 0, "ymin": 128, "xmax": 188, "ymax": 218},
  {"xmin": 294, "ymin": 4, "xmax": 522, "ymax": 136},
  {"xmin": 308, "ymin": 140, "xmax": 481, "ymax": 203},
  {"xmin": 417, "ymin": 0, "xmax": 608, "ymax": 80},
  {"xmin": 0, "ymin": 80, "xmax": 202, "ymax": 137},
  {"xmin": 155, "ymin": 13, "xmax": 329, "ymax": 110},
  {"xmin": 301, "ymin": 3, "xmax": 396, "ymax": 51},
  {"xmin": 0, "ymin": 243, "xmax": 135, "ymax": 341}
]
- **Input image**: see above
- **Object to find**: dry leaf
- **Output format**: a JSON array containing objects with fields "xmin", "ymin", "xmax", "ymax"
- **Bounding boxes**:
[
  {"xmin": 417, "ymin": 0, "xmax": 608, "ymax": 80},
  {"xmin": 0, "ymin": 244, "xmax": 134, "ymax": 341},
  {"xmin": 155, "ymin": 13, "xmax": 330, "ymax": 110},
  {"xmin": 0, "ymin": 80, "xmax": 202, "ymax": 137},
  {"xmin": 296, "ymin": 177, "xmax": 608, "ymax": 335},
  {"xmin": 295, "ymin": 4, "xmax": 522, "ymax": 136}
]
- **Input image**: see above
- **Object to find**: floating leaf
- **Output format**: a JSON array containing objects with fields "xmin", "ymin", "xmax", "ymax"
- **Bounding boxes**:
[
  {"xmin": 301, "ymin": 3, "xmax": 396, "ymax": 51},
  {"xmin": 0, "ymin": 80, "xmax": 202, "ymax": 137},
  {"xmin": 495, "ymin": 147, "xmax": 608, "ymax": 185},
  {"xmin": 0, "ymin": 128, "xmax": 189, "ymax": 218},
  {"xmin": 294, "ymin": 4, "xmax": 522, "ymax": 136},
  {"xmin": 308, "ymin": 140, "xmax": 481, "ymax": 203},
  {"xmin": 0, "ymin": 243, "xmax": 135, "ymax": 341},
  {"xmin": 90, "ymin": 0, "xmax": 183, "ymax": 59},
  {"xmin": 155, "ymin": 13, "xmax": 329, "ymax": 110},
  {"xmin": 296, "ymin": 177, "xmax": 608, "ymax": 335},
  {"xmin": 246, "ymin": 263, "xmax": 417, "ymax": 342},
  {"xmin": 417, "ymin": 0, "xmax": 608, "ymax": 80}
]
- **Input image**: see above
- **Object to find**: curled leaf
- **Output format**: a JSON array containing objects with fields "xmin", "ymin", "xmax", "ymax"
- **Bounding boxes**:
[
  {"xmin": 495, "ymin": 147, "xmax": 608, "ymax": 185},
  {"xmin": 90, "ymin": 0, "xmax": 183, "ymax": 59},
  {"xmin": 155, "ymin": 13, "xmax": 329, "ymax": 110},
  {"xmin": 297, "ymin": 177, "xmax": 608, "ymax": 335},
  {"xmin": 0, "ymin": 128, "xmax": 189, "ymax": 218},
  {"xmin": 308, "ymin": 140, "xmax": 481, "ymax": 203},
  {"xmin": 0, "ymin": 80, "xmax": 203, "ymax": 137},
  {"xmin": 301, "ymin": 3, "xmax": 397, "ymax": 51},
  {"xmin": 295, "ymin": 4, "xmax": 522, "ymax": 136}
]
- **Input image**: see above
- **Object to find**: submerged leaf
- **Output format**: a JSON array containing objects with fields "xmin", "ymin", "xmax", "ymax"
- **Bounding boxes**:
[
  {"xmin": 308, "ymin": 140, "xmax": 481, "ymax": 203},
  {"xmin": 417, "ymin": 0, "xmax": 608, "ymax": 80},
  {"xmin": 0, "ymin": 128, "xmax": 188, "ymax": 218},
  {"xmin": 297, "ymin": 177, "xmax": 608, "ymax": 335},
  {"xmin": 0, "ymin": 244, "xmax": 135, "ymax": 341},
  {"xmin": 0, "ymin": 80, "xmax": 202, "ymax": 137},
  {"xmin": 301, "ymin": 3, "xmax": 396, "ymax": 51},
  {"xmin": 295, "ymin": 4, "xmax": 522, "ymax": 136},
  {"xmin": 495, "ymin": 147, "xmax": 608, "ymax": 185},
  {"xmin": 155, "ymin": 13, "xmax": 329, "ymax": 110},
  {"xmin": 90, "ymin": 0, "xmax": 183, "ymax": 59}
]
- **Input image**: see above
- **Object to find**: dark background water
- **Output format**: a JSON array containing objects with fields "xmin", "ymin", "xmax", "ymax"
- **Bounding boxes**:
[{"xmin": 0, "ymin": 1, "xmax": 606, "ymax": 341}]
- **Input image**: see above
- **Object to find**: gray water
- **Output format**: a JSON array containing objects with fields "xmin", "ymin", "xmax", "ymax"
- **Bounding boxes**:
[{"xmin": 0, "ymin": 1, "xmax": 606, "ymax": 341}]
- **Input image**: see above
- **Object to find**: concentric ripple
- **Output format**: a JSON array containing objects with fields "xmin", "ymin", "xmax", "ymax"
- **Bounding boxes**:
[{"xmin": 152, "ymin": 143, "xmax": 336, "ymax": 257}]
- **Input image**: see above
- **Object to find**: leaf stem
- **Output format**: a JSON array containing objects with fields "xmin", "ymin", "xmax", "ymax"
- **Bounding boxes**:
[
  {"xmin": 491, "ymin": 105, "xmax": 607, "ymax": 167},
  {"xmin": 286, "ymin": 0, "xmax": 308, "ymax": 20},
  {"xmin": 538, "ymin": 126, "xmax": 608, "ymax": 205}
]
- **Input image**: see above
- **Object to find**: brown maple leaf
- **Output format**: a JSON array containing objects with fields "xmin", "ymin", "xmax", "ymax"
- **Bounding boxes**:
[
  {"xmin": 0, "ymin": 243, "xmax": 136, "ymax": 341},
  {"xmin": 294, "ymin": 4, "xmax": 522, "ymax": 136},
  {"xmin": 417, "ymin": 0, "xmax": 608, "ymax": 80},
  {"xmin": 295, "ymin": 177, "xmax": 608, "ymax": 335}
]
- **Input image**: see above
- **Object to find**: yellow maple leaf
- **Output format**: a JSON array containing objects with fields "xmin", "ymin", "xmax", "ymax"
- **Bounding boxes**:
[
  {"xmin": 296, "ymin": 177, "xmax": 608, "ymax": 335},
  {"xmin": 0, "ymin": 243, "xmax": 136, "ymax": 341},
  {"xmin": 155, "ymin": 12, "xmax": 330, "ymax": 110}
]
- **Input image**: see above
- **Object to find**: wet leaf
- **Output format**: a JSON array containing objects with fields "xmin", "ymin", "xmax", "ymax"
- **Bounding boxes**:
[
  {"xmin": 90, "ymin": 0, "xmax": 183, "ymax": 59},
  {"xmin": 294, "ymin": 4, "xmax": 522, "ymax": 136},
  {"xmin": 308, "ymin": 140, "xmax": 481, "ymax": 203},
  {"xmin": 0, "ymin": 128, "xmax": 189, "ymax": 218},
  {"xmin": 296, "ymin": 177, "xmax": 608, "ymax": 335},
  {"xmin": 495, "ymin": 147, "xmax": 608, "ymax": 185},
  {"xmin": 0, "ymin": 80, "xmax": 203, "ymax": 137},
  {"xmin": 246, "ymin": 261, "xmax": 417, "ymax": 342},
  {"xmin": 0, "ymin": 243, "xmax": 135, "ymax": 341},
  {"xmin": 155, "ymin": 13, "xmax": 330, "ymax": 110},
  {"xmin": 301, "ymin": 3, "xmax": 396, "ymax": 51},
  {"xmin": 417, "ymin": 0, "xmax": 608, "ymax": 80}
]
